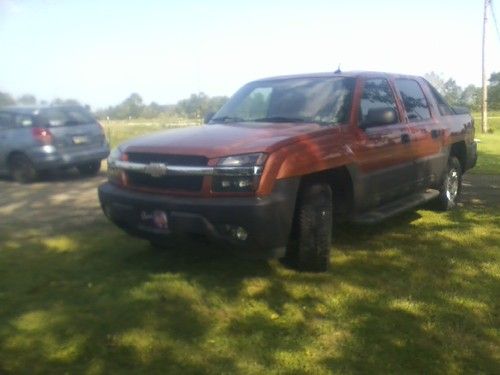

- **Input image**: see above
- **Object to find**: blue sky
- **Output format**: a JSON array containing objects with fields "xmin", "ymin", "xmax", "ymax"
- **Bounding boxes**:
[{"xmin": 1, "ymin": 0, "xmax": 499, "ymax": 109}]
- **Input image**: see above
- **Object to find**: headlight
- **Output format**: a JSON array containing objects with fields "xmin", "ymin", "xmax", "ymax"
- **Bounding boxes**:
[
  {"xmin": 212, "ymin": 153, "xmax": 267, "ymax": 193},
  {"xmin": 217, "ymin": 153, "xmax": 267, "ymax": 167},
  {"xmin": 107, "ymin": 146, "xmax": 123, "ymax": 165},
  {"xmin": 107, "ymin": 146, "xmax": 124, "ymax": 184}
]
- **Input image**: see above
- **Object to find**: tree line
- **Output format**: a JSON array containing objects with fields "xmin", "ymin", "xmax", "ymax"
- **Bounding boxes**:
[
  {"xmin": 0, "ymin": 90, "xmax": 229, "ymax": 120},
  {"xmin": 1, "ymin": 71, "xmax": 499, "ymax": 119},
  {"xmin": 424, "ymin": 71, "xmax": 499, "ymax": 111},
  {"xmin": 94, "ymin": 92, "xmax": 228, "ymax": 120}
]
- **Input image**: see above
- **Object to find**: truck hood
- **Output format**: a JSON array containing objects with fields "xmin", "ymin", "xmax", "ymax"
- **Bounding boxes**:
[{"xmin": 122, "ymin": 122, "xmax": 325, "ymax": 158}]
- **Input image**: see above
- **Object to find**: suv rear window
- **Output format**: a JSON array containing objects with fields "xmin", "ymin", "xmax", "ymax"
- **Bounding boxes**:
[{"xmin": 36, "ymin": 107, "xmax": 95, "ymax": 127}]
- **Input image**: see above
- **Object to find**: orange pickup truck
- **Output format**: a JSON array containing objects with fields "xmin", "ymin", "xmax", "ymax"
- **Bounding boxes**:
[{"xmin": 98, "ymin": 71, "xmax": 477, "ymax": 271}]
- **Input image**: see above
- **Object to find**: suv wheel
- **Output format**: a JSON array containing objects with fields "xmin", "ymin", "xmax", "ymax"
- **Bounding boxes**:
[
  {"xmin": 436, "ymin": 156, "xmax": 462, "ymax": 210},
  {"xmin": 77, "ymin": 160, "xmax": 101, "ymax": 176},
  {"xmin": 9, "ymin": 154, "xmax": 37, "ymax": 183},
  {"xmin": 286, "ymin": 183, "xmax": 332, "ymax": 272}
]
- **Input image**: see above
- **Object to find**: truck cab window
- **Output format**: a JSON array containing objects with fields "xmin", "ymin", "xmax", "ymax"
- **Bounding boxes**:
[
  {"xmin": 427, "ymin": 83, "xmax": 454, "ymax": 116},
  {"xmin": 359, "ymin": 78, "xmax": 399, "ymax": 126},
  {"xmin": 395, "ymin": 79, "xmax": 431, "ymax": 121}
]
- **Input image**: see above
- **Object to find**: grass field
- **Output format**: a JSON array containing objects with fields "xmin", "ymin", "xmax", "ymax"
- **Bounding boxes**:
[
  {"xmin": 102, "ymin": 118, "xmax": 200, "ymax": 148},
  {"xmin": 472, "ymin": 113, "xmax": 500, "ymax": 175},
  {"xmin": 0, "ymin": 115, "xmax": 499, "ymax": 374},
  {"xmin": 1, "ymin": 201, "xmax": 498, "ymax": 374}
]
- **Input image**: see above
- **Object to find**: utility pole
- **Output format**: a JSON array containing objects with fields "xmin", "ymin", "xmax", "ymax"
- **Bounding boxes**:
[{"xmin": 482, "ymin": 0, "xmax": 490, "ymax": 133}]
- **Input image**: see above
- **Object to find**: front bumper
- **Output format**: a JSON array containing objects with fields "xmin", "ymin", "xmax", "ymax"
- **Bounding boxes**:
[{"xmin": 98, "ymin": 178, "xmax": 299, "ymax": 256}]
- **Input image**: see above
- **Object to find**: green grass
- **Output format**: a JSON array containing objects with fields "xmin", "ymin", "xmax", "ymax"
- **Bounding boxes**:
[
  {"xmin": 473, "ymin": 113, "xmax": 500, "ymax": 175},
  {"xmin": 102, "ymin": 118, "xmax": 200, "ymax": 148},
  {"xmin": 1, "ymin": 205, "xmax": 499, "ymax": 374}
]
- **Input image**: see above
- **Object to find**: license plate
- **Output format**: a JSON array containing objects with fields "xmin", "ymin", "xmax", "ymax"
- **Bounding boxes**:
[
  {"xmin": 139, "ymin": 209, "xmax": 169, "ymax": 233},
  {"xmin": 72, "ymin": 135, "xmax": 89, "ymax": 145}
]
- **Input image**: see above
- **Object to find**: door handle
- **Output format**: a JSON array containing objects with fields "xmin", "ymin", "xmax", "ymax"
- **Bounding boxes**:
[
  {"xmin": 431, "ymin": 129, "xmax": 441, "ymax": 139},
  {"xmin": 401, "ymin": 133, "xmax": 411, "ymax": 144}
]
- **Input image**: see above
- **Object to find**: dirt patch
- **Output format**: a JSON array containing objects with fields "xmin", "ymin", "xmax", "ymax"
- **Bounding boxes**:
[
  {"xmin": 461, "ymin": 174, "xmax": 500, "ymax": 208},
  {"xmin": 0, "ymin": 170, "xmax": 107, "ymax": 238},
  {"xmin": 0, "ymin": 172, "xmax": 499, "ymax": 239}
]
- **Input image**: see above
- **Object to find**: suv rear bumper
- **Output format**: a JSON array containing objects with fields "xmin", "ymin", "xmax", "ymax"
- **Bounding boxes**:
[
  {"xmin": 28, "ymin": 145, "xmax": 110, "ymax": 170},
  {"xmin": 98, "ymin": 178, "xmax": 299, "ymax": 257}
]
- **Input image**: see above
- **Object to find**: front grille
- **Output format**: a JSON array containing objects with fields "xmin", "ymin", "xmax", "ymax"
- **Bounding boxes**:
[
  {"xmin": 126, "ymin": 152, "xmax": 208, "ymax": 166},
  {"xmin": 125, "ymin": 152, "xmax": 207, "ymax": 192}
]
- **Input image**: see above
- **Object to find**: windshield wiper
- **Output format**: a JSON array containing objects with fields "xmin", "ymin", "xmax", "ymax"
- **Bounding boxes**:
[
  {"xmin": 251, "ymin": 116, "xmax": 307, "ymax": 123},
  {"xmin": 210, "ymin": 116, "xmax": 246, "ymax": 123}
]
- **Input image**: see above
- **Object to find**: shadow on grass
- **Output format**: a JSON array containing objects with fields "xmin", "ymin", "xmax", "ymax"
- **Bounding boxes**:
[{"xmin": 0, "ymin": 199, "xmax": 499, "ymax": 373}]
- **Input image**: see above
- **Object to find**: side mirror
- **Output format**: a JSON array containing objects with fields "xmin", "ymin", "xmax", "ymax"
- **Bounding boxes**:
[
  {"xmin": 203, "ymin": 112, "xmax": 215, "ymax": 124},
  {"xmin": 362, "ymin": 107, "xmax": 397, "ymax": 128}
]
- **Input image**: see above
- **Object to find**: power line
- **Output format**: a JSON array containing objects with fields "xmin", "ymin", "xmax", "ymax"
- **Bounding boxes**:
[
  {"xmin": 491, "ymin": 0, "xmax": 500, "ymax": 43},
  {"xmin": 482, "ymin": 0, "xmax": 489, "ymax": 133}
]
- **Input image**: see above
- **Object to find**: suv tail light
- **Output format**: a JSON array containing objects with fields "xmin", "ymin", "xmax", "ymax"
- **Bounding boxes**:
[{"xmin": 32, "ymin": 127, "xmax": 53, "ymax": 145}]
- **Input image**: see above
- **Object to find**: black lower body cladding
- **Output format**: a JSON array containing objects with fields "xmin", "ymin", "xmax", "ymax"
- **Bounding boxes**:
[
  {"xmin": 97, "ymin": 178, "xmax": 300, "ymax": 257},
  {"xmin": 465, "ymin": 141, "xmax": 478, "ymax": 171}
]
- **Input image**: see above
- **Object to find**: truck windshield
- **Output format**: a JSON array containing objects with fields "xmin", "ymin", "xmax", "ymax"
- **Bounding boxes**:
[
  {"xmin": 211, "ymin": 76, "xmax": 354, "ymax": 125},
  {"xmin": 36, "ymin": 107, "xmax": 95, "ymax": 127}
]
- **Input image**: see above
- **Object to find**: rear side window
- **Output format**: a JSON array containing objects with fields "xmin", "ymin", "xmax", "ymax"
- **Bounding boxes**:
[
  {"xmin": 0, "ymin": 112, "xmax": 13, "ymax": 129},
  {"xmin": 36, "ymin": 107, "xmax": 95, "ymax": 127},
  {"xmin": 427, "ymin": 83, "xmax": 454, "ymax": 116},
  {"xmin": 359, "ymin": 78, "xmax": 399, "ymax": 126},
  {"xmin": 395, "ymin": 79, "xmax": 431, "ymax": 121}
]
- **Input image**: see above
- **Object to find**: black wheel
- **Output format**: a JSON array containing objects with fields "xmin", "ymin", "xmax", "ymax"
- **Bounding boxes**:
[
  {"xmin": 435, "ymin": 156, "xmax": 462, "ymax": 211},
  {"xmin": 286, "ymin": 183, "xmax": 333, "ymax": 272},
  {"xmin": 77, "ymin": 160, "xmax": 101, "ymax": 176},
  {"xmin": 9, "ymin": 154, "xmax": 37, "ymax": 183}
]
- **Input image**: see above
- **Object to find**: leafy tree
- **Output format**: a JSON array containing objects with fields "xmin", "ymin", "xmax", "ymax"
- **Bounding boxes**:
[
  {"xmin": 176, "ymin": 92, "xmax": 228, "ymax": 119},
  {"xmin": 51, "ymin": 98, "xmax": 81, "ymax": 106},
  {"xmin": 123, "ymin": 93, "xmax": 144, "ymax": 118},
  {"xmin": 424, "ymin": 72, "xmax": 446, "ymax": 94},
  {"xmin": 424, "ymin": 72, "xmax": 482, "ymax": 109},
  {"xmin": 0, "ymin": 91, "xmax": 16, "ymax": 107},
  {"xmin": 442, "ymin": 79, "xmax": 462, "ymax": 106},
  {"xmin": 488, "ymin": 72, "xmax": 500, "ymax": 110},
  {"xmin": 460, "ymin": 85, "xmax": 481, "ymax": 111},
  {"xmin": 17, "ymin": 94, "xmax": 37, "ymax": 105}
]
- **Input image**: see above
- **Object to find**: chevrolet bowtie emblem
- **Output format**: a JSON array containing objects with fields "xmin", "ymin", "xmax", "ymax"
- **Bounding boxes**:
[{"xmin": 144, "ymin": 162, "xmax": 168, "ymax": 177}]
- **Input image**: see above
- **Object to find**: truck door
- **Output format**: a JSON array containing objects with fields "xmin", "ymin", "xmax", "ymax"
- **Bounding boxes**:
[
  {"xmin": 350, "ymin": 77, "xmax": 415, "ymax": 210},
  {"xmin": 394, "ymin": 78, "xmax": 447, "ymax": 190}
]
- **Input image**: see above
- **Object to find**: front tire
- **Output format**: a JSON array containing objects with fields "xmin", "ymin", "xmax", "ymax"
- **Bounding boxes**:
[
  {"xmin": 286, "ymin": 183, "xmax": 333, "ymax": 272},
  {"xmin": 9, "ymin": 154, "xmax": 37, "ymax": 183},
  {"xmin": 436, "ymin": 156, "xmax": 462, "ymax": 211}
]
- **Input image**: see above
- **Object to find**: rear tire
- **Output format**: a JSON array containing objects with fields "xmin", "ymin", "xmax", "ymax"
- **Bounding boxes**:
[
  {"xmin": 77, "ymin": 160, "xmax": 101, "ymax": 176},
  {"xmin": 9, "ymin": 154, "xmax": 37, "ymax": 183},
  {"xmin": 286, "ymin": 183, "xmax": 332, "ymax": 272},
  {"xmin": 435, "ymin": 156, "xmax": 462, "ymax": 211}
]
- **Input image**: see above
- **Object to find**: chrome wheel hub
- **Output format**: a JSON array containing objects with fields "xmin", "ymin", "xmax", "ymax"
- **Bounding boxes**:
[{"xmin": 446, "ymin": 168, "xmax": 459, "ymax": 201}]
